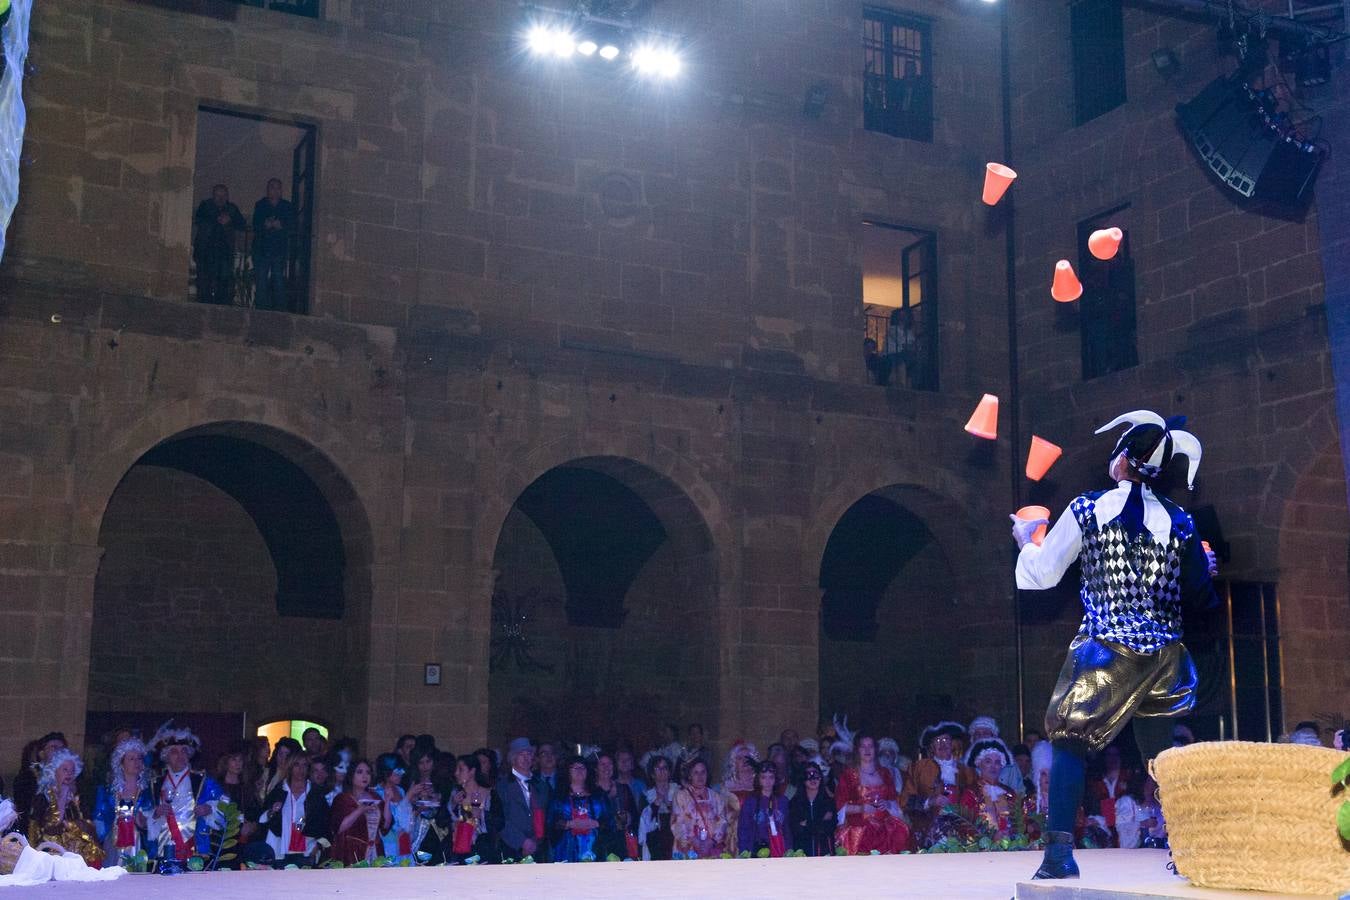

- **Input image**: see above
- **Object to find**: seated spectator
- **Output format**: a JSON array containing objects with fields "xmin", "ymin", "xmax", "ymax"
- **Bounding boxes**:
[
  {"xmin": 535, "ymin": 741, "xmax": 561, "ymax": 794},
  {"xmin": 737, "ymin": 761, "xmax": 791, "ymax": 857},
  {"xmin": 903, "ymin": 722, "xmax": 975, "ymax": 848},
  {"xmin": 641, "ymin": 724, "xmax": 682, "ymax": 774},
  {"xmin": 266, "ymin": 738, "xmax": 302, "ymax": 797},
  {"xmin": 1010, "ymin": 743, "xmax": 1034, "ymax": 796},
  {"xmin": 13, "ymin": 733, "xmax": 65, "ymax": 836},
  {"xmin": 449, "ymin": 754, "xmax": 500, "ymax": 863},
  {"xmin": 301, "ymin": 727, "xmax": 327, "ymax": 759},
  {"xmin": 549, "ymin": 755, "xmax": 615, "ymax": 862},
  {"xmin": 330, "ymin": 759, "xmax": 387, "ymax": 865},
  {"xmin": 29, "ymin": 748, "xmax": 103, "ymax": 866},
  {"xmin": 496, "ymin": 738, "xmax": 547, "ymax": 862},
  {"xmin": 638, "ymin": 756, "xmax": 677, "ymax": 860},
  {"xmin": 835, "ymin": 733, "xmax": 908, "ymax": 855},
  {"xmin": 92, "ymin": 738, "xmax": 153, "ymax": 862},
  {"xmin": 595, "ymin": 751, "xmax": 639, "ymax": 859},
  {"xmin": 374, "ymin": 753, "xmax": 414, "ymax": 860},
  {"xmin": 672, "ymin": 758, "xmax": 730, "ymax": 859},
  {"xmin": 1085, "ymin": 745, "xmax": 1132, "ymax": 846},
  {"xmin": 788, "ymin": 761, "xmax": 834, "ymax": 857},
  {"xmin": 680, "ymin": 723, "xmax": 713, "ymax": 778},
  {"xmin": 261, "ymin": 755, "xmax": 328, "ymax": 866},
  {"xmin": 615, "ymin": 747, "xmax": 647, "ymax": 804},
  {"xmin": 959, "ymin": 740, "xmax": 1031, "ymax": 842},
  {"xmin": 148, "ymin": 723, "xmax": 224, "ymax": 861}
]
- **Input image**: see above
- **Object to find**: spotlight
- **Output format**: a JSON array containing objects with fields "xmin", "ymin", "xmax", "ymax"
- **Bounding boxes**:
[
  {"xmin": 633, "ymin": 44, "xmax": 681, "ymax": 78},
  {"xmin": 577, "ymin": 40, "xmax": 598, "ymax": 57},
  {"xmin": 599, "ymin": 44, "xmax": 621, "ymax": 61},
  {"xmin": 527, "ymin": 26, "xmax": 553, "ymax": 55},
  {"xmin": 550, "ymin": 31, "xmax": 576, "ymax": 58}
]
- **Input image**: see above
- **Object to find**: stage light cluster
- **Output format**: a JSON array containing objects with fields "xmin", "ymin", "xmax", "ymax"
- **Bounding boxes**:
[{"xmin": 526, "ymin": 24, "xmax": 682, "ymax": 79}]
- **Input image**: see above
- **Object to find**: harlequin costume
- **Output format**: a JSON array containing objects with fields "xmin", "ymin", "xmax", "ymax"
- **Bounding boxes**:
[{"xmin": 1013, "ymin": 411, "xmax": 1216, "ymax": 880}]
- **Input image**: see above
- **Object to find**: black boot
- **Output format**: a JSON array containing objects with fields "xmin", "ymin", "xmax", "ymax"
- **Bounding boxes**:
[{"xmin": 1032, "ymin": 830, "xmax": 1079, "ymax": 879}]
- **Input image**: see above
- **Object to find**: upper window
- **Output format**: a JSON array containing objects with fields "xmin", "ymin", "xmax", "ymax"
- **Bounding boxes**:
[
  {"xmin": 1078, "ymin": 205, "xmax": 1137, "ymax": 380},
  {"xmin": 863, "ymin": 8, "xmax": 933, "ymax": 142},
  {"xmin": 191, "ymin": 107, "xmax": 316, "ymax": 315},
  {"xmin": 1071, "ymin": 0, "xmax": 1127, "ymax": 125},
  {"xmin": 862, "ymin": 223, "xmax": 938, "ymax": 391}
]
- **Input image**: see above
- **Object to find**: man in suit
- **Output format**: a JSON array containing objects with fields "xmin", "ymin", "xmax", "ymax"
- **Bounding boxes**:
[
  {"xmin": 498, "ymin": 737, "xmax": 550, "ymax": 861},
  {"xmin": 535, "ymin": 741, "xmax": 560, "ymax": 794}
]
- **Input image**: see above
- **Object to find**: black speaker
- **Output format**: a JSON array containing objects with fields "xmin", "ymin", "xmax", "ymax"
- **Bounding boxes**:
[{"xmin": 1176, "ymin": 77, "xmax": 1324, "ymax": 207}]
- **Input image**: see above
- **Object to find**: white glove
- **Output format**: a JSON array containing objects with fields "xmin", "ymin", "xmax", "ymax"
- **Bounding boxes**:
[
  {"xmin": 1009, "ymin": 514, "xmax": 1048, "ymax": 550},
  {"xmin": 0, "ymin": 798, "xmax": 16, "ymax": 833}
]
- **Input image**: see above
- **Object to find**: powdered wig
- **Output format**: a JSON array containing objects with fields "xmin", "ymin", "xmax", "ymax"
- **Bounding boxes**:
[
  {"xmin": 109, "ymin": 739, "xmax": 149, "ymax": 796},
  {"xmin": 37, "ymin": 748, "xmax": 83, "ymax": 792},
  {"xmin": 723, "ymin": 740, "xmax": 758, "ymax": 783}
]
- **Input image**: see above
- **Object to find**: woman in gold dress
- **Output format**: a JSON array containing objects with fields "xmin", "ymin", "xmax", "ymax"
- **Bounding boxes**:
[{"xmin": 28, "ymin": 748, "xmax": 104, "ymax": 867}]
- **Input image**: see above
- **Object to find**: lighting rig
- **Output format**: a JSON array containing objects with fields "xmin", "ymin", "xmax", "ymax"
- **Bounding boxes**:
[{"xmin": 522, "ymin": 3, "xmax": 683, "ymax": 80}]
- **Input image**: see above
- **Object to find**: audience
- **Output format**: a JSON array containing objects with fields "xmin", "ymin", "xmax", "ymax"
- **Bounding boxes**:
[{"xmin": 0, "ymin": 711, "xmax": 1256, "ymax": 868}]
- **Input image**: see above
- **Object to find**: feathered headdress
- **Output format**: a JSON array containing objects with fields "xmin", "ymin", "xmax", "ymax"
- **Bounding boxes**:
[
  {"xmin": 149, "ymin": 720, "xmax": 201, "ymax": 761},
  {"xmin": 1096, "ymin": 410, "xmax": 1202, "ymax": 489},
  {"xmin": 829, "ymin": 714, "xmax": 855, "ymax": 760}
]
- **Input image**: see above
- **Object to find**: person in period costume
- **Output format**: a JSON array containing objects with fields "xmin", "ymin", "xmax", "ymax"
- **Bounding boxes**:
[
  {"xmin": 28, "ymin": 748, "xmax": 103, "ymax": 866},
  {"xmin": 958, "ymin": 740, "xmax": 1035, "ymax": 842},
  {"xmin": 834, "ymin": 734, "xmax": 908, "ymax": 855},
  {"xmin": 1013, "ymin": 411, "xmax": 1217, "ymax": 879},
  {"xmin": 146, "ymin": 722, "xmax": 224, "ymax": 861},
  {"xmin": 637, "ymin": 755, "xmax": 678, "ymax": 860},
  {"xmin": 902, "ymin": 721, "xmax": 976, "ymax": 847},
  {"xmin": 330, "ymin": 758, "xmax": 389, "ymax": 865},
  {"xmin": 91, "ymin": 739, "xmax": 154, "ymax": 864},
  {"xmin": 788, "ymin": 761, "xmax": 835, "ymax": 856},
  {"xmin": 672, "ymin": 758, "xmax": 730, "ymax": 859},
  {"xmin": 966, "ymin": 716, "xmax": 1025, "ymax": 795},
  {"xmin": 548, "ymin": 756, "xmax": 616, "ymax": 863},
  {"xmin": 737, "ymin": 761, "xmax": 792, "ymax": 857}
]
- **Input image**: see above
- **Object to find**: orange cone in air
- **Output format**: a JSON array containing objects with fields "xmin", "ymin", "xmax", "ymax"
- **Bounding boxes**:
[
  {"xmin": 964, "ymin": 393, "xmax": 999, "ymax": 440},
  {"xmin": 1088, "ymin": 227, "xmax": 1123, "ymax": 261},
  {"xmin": 1016, "ymin": 505, "xmax": 1051, "ymax": 546},
  {"xmin": 1025, "ymin": 435, "xmax": 1063, "ymax": 481},
  {"xmin": 982, "ymin": 163, "xmax": 1017, "ymax": 206},
  {"xmin": 1051, "ymin": 260, "xmax": 1083, "ymax": 303}
]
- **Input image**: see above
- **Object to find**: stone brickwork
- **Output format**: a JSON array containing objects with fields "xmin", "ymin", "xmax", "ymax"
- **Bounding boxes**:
[{"xmin": 0, "ymin": 0, "xmax": 1344, "ymax": 777}]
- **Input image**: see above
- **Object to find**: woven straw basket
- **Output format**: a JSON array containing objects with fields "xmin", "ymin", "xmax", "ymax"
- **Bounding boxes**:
[{"xmin": 1152, "ymin": 741, "xmax": 1350, "ymax": 896}]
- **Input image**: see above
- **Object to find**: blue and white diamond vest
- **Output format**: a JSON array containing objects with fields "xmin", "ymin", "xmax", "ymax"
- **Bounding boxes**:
[{"xmin": 1069, "ymin": 491, "xmax": 1191, "ymax": 653}]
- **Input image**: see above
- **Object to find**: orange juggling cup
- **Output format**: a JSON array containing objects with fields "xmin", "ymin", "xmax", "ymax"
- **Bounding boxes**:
[
  {"xmin": 982, "ymin": 163, "xmax": 1017, "ymax": 206},
  {"xmin": 964, "ymin": 393, "xmax": 999, "ymax": 440},
  {"xmin": 1088, "ymin": 227, "xmax": 1124, "ymax": 261},
  {"xmin": 1051, "ymin": 259, "xmax": 1083, "ymax": 303},
  {"xmin": 1016, "ymin": 505, "xmax": 1051, "ymax": 547},
  {"xmin": 1025, "ymin": 435, "xmax": 1063, "ymax": 481}
]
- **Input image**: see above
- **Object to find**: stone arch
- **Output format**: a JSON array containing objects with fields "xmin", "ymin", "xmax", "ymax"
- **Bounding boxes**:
[
  {"xmin": 815, "ymin": 481, "xmax": 986, "ymax": 750},
  {"xmin": 84, "ymin": 411, "xmax": 378, "ymax": 739},
  {"xmin": 484, "ymin": 453, "xmax": 724, "ymax": 750}
]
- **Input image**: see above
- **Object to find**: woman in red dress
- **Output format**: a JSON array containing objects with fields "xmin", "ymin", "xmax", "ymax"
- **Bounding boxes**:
[
  {"xmin": 330, "ymin": 759, "xmax": 389, "ymax": 864},
  {"xmin": 834, "ymin": 734, "xmax": 909, "ymax": 855}
]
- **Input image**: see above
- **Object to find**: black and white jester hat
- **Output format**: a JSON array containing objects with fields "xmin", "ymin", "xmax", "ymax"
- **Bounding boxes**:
[{"xmin": 1095, "ymin": 410, "xmax": 1202, "ymax": 489}]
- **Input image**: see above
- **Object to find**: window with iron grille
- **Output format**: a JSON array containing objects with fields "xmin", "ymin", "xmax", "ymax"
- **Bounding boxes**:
[
  {"xmin": 1078, "ymin": 205, "xmax": 1137, "ymax": 380},
  {"xmin": 863, "ymin": 8, "xmax": 933, "ymax": 142},
  {"xmin": 1071, "ymin": 0, "xmax": 1127, "ymax": 125}
]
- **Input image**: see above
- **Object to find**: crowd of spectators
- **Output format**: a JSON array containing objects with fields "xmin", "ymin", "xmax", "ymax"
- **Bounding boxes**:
[{"xmin": 0, "ymin": 716, "xmax": 1341, "ymax": 870}]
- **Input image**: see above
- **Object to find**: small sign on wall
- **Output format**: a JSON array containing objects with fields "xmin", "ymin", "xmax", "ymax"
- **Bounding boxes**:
[{"xmin": 424, "ymin": 663, "xmax": 441, "ymax": 686}]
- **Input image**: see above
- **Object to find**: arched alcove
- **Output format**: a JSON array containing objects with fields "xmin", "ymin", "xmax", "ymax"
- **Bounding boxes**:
[
  {"xmin": 487, "ymin": 457, "xmax": 720, "ymax": 749},
  {"xmin": 88, "ymin": 423, "xmax": 374, "ymax": 736}
]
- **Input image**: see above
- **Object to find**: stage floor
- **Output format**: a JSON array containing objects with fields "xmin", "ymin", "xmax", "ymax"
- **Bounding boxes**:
[{"xmin": 2, "ymin": 850, "xmax": 1324, "ymax": 899}]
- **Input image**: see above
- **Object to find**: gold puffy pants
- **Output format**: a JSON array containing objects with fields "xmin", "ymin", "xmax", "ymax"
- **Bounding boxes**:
[{"xmin": 1044, "ymin": 634, "xmax": 1197, "ymax": 754}]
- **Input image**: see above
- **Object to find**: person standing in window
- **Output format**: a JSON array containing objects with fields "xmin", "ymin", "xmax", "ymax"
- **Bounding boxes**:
[
  {"xmin": 251, "ymin": 178, "xmax": 294, "ymax": 312},
  {"xmin": 193, "ymin": 184, "xmax": 246, "ymax": 306}
]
